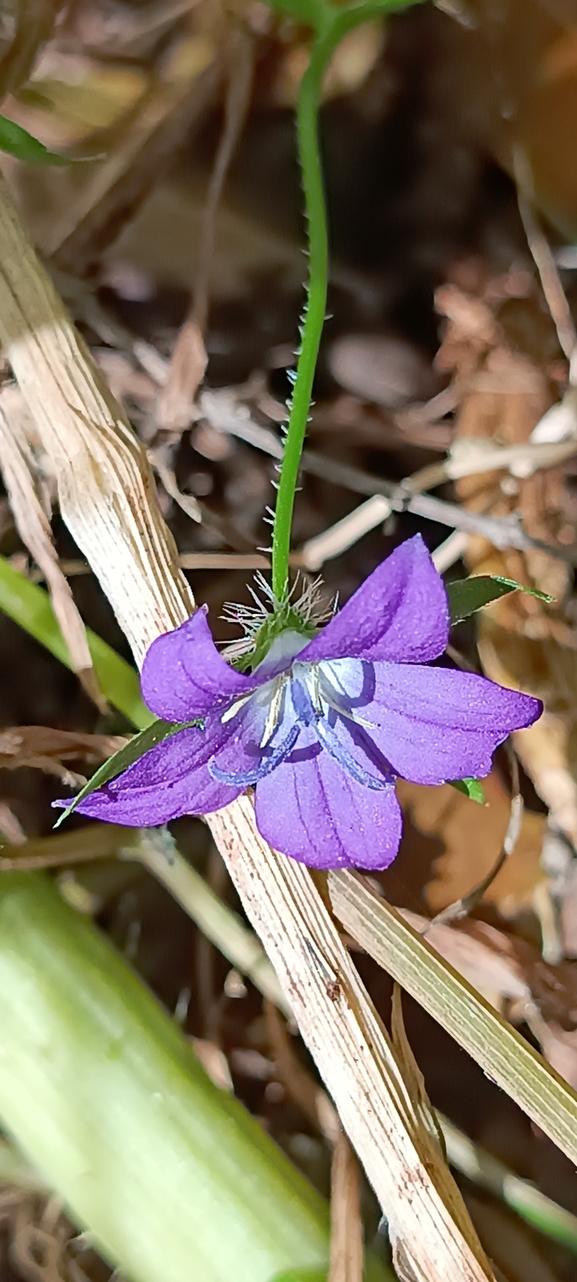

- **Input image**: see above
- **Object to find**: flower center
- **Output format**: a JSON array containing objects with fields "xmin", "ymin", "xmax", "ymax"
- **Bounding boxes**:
[{"xmin": 212, "ymin": 655, "xmax": 388, "ymax": 793}]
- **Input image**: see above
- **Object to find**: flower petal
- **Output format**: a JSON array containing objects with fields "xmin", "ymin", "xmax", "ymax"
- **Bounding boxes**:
[
  {"xmin": 141, "ymin": 607, "xmax": 258, "ymax": 722},
  {"xmin": 70, "ymin": 718, "xmax": 241, "ymax": 825},
  {"xmin": 209, "ymin": 674, "xmax": 298, "ymax": 781},
  {"xmin": 254, "ymin": 727, "xmax": 403, "ymax": 870},
  {"xmin": 300, "ymin": 535, "xmax": 449, "ymax": 665},
  {"xmin": 210, "ymin": 722, "xmax": 300, "ymax": 785},
  {"xmin": 361, "ymin": 662, "xmax": 542, "ymax": 785},
  {"xmin": 292, "ymin": 674, "xmax": 392, "ymax": 790}
]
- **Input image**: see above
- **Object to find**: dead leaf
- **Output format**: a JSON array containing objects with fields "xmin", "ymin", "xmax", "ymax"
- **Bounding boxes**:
[
  {"xmin": 436, "ymin": 280, "xmax": 577, "ymax": 853},
  {"xmin": 400, "ymin": 906, "xmax": 577, "ymax": 1089},
  {"xmin": 399, "ymin": 909, "xmax": 529, "ymax": 1011},
  {"xmin": 155, "ymin": 319, "xmax": 207, "ymax": 430},
  {"xmin": 9, "ymin": 51, "xmax": 148, "ymax": 147},
  {"xmin": 6, "ymin": 27, "xmax": 221, "ymax": 267},
  {"xmin": 398, "ymin": 774, "xmax": 546, "ymax": 919}
]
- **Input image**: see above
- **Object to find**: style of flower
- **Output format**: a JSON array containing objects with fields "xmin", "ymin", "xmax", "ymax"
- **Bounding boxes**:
[{"xmin": 69, "ymin": 536, "xmax": 542, "ymax": 870}]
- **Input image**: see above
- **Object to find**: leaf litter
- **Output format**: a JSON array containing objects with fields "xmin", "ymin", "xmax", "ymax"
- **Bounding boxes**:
[{"xmin": 4, "ymin": 1, "xmax": 577, "ymax": 1279}]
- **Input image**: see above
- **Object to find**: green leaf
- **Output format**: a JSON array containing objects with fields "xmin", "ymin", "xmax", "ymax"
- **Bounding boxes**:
[
  {"xmin": 0, "ymin": 872, "xmax": 332, "ymax": 1282},
  {"xmin": 54, "ymin": 717, "xmax": 200, "ymax": 826},
  {"xmin": 447, "ymin": 575, "xmax": 553, "ymax": 626},
  {"xmin": 0, "ymin": 555, "xmax": 152, "ymax": 728},
  {"xmin": 0, "ymin": 115, "xmax": 67, "ymax": 165},
  {"xmin": 450, "ymin": 777, "xmax": 486, "ymax": 804}
]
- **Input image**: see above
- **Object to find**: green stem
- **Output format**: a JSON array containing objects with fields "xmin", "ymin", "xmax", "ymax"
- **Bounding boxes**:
[
  {"xmin": 271, "ymin": 29, "xmax": 332, "ymax": 601},
  {"xmin": 270, "ymin": 0, "xmax": 424, "ymax": 601}
]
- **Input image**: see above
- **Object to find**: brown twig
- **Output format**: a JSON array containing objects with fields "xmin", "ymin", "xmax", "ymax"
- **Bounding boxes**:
[
  {"xmin": 514, "ymin": 147, "xmax": 577, "ymax": 366},
  {"xmin": 197, "ymin": 388, "xmax": 577, "ymax": 564},
  {"xmin": 191, "ymin": 26, "xmax": 255, "ymax": 337},
  {"xmin": 0, "ymin": 0, "xmax": 56, "ymax": 101}
]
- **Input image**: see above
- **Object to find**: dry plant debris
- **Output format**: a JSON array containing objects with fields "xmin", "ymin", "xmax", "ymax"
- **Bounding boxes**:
[
  {"xmin": 3, "ymin": 2, "xmax": 577, "ymax": 1280},
  {"xmin": 0, "ymin": 726, "xmax": 127, "ymax": 786},
  {"xmin": 436, "ymin": 277, "xmax": 577, "ymax": 859},
  {"xmin": 0, "ymin": 384, "xmax": 106, "ymax": 709}
]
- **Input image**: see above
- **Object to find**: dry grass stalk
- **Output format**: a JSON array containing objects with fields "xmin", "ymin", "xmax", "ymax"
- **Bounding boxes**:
[
  {"xmin": 329, "ymin": 872, "xmax": 577, "ymax": 1167},
  {"xmin": 0, "ymin": 175, "xmax": 194, "ymax": 659},
  {"xmin": 0, "ymin": 167, "xmax": 496, "ymax": 1282},
  {"xmin": 329, "ymin": 1132, "xmax": 363, "ymax": 1282},
  {"xmin": 0, "ymin": 384, "xmax": 106, "ymax": 708},
  {"xmin": 156, "ymin": 24, "xmax": 254, "ymax": 428},
  {"xmin": 0, "ymin": 0, "xmax": 56, "ymax": 101},
  {"xmin": 210, "ymin": 798, "xmax": 494, "ymax": 1282},
  {"xmin": 0, "ymin": 725, "xmax": 127, "ymax": 785}
]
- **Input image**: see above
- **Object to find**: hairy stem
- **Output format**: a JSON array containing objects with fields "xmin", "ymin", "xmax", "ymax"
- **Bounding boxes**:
[
  {"xmin": 270, "ymin": 0, "xmax": 424, "ymax": 600},
  {"xmin": 271, "ymin": 30, "xmax": 331, "ymax": 601}
]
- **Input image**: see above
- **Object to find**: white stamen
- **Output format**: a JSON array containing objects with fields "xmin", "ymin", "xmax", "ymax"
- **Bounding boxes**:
[
  {"xmin": 296, "ymin": 663, "xmax": 376, "ymax": 730},
  {"xmin": 221, "ymin": 693, "xmax": 252, "ymax": 723},
  {"xmin": 261, "ymin": 677, "xmax": 287, "ymax": 746}
]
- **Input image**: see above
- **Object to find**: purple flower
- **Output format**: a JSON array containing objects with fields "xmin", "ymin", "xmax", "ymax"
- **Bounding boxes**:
[{"xmin": 70, "ymin": 536, "xmax": 542, "ymax": 870}]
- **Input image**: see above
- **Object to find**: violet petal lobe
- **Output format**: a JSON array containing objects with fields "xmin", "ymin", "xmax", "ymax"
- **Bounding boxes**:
[
  {"xmin": 141, "ymin": 607, "xmax": 259, "ymax": 722},
  {"xmin": 70, "ymin": 718, "xmax": 241, "ymax": 825},
  {"xmin": 293, "ymin": 678, "xmax": 392, "ymax": 790},
  {"xmin": 210, "ymin": 722, "xmax": 300, "ymax": 786},
  {"xmin": 254, "ymin": 726, "xmax": 403, "ymax": 870},
  {"xmin": 361, "ymin": 662, "xmax": 542, "ymax": 786},
  {"xmin": 300, "ymin": 534, "xmax": 449, "ymax": 666},
  {"xmin": 209, "ymin": 675, "xmax": 297, "ymax": 784}
]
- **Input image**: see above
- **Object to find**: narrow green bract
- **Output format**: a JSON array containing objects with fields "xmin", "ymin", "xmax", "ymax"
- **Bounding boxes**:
[
  {"xmin": 447, "ymin": 575, "xmax": 553, "ymax": 626},
  {"xmin": 54, "ymin": 717, "xmax": 201, "ymax": 826},
  {"xmin": 0, "ymin": 116, "xmax": 67, "ymax": 164}
]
